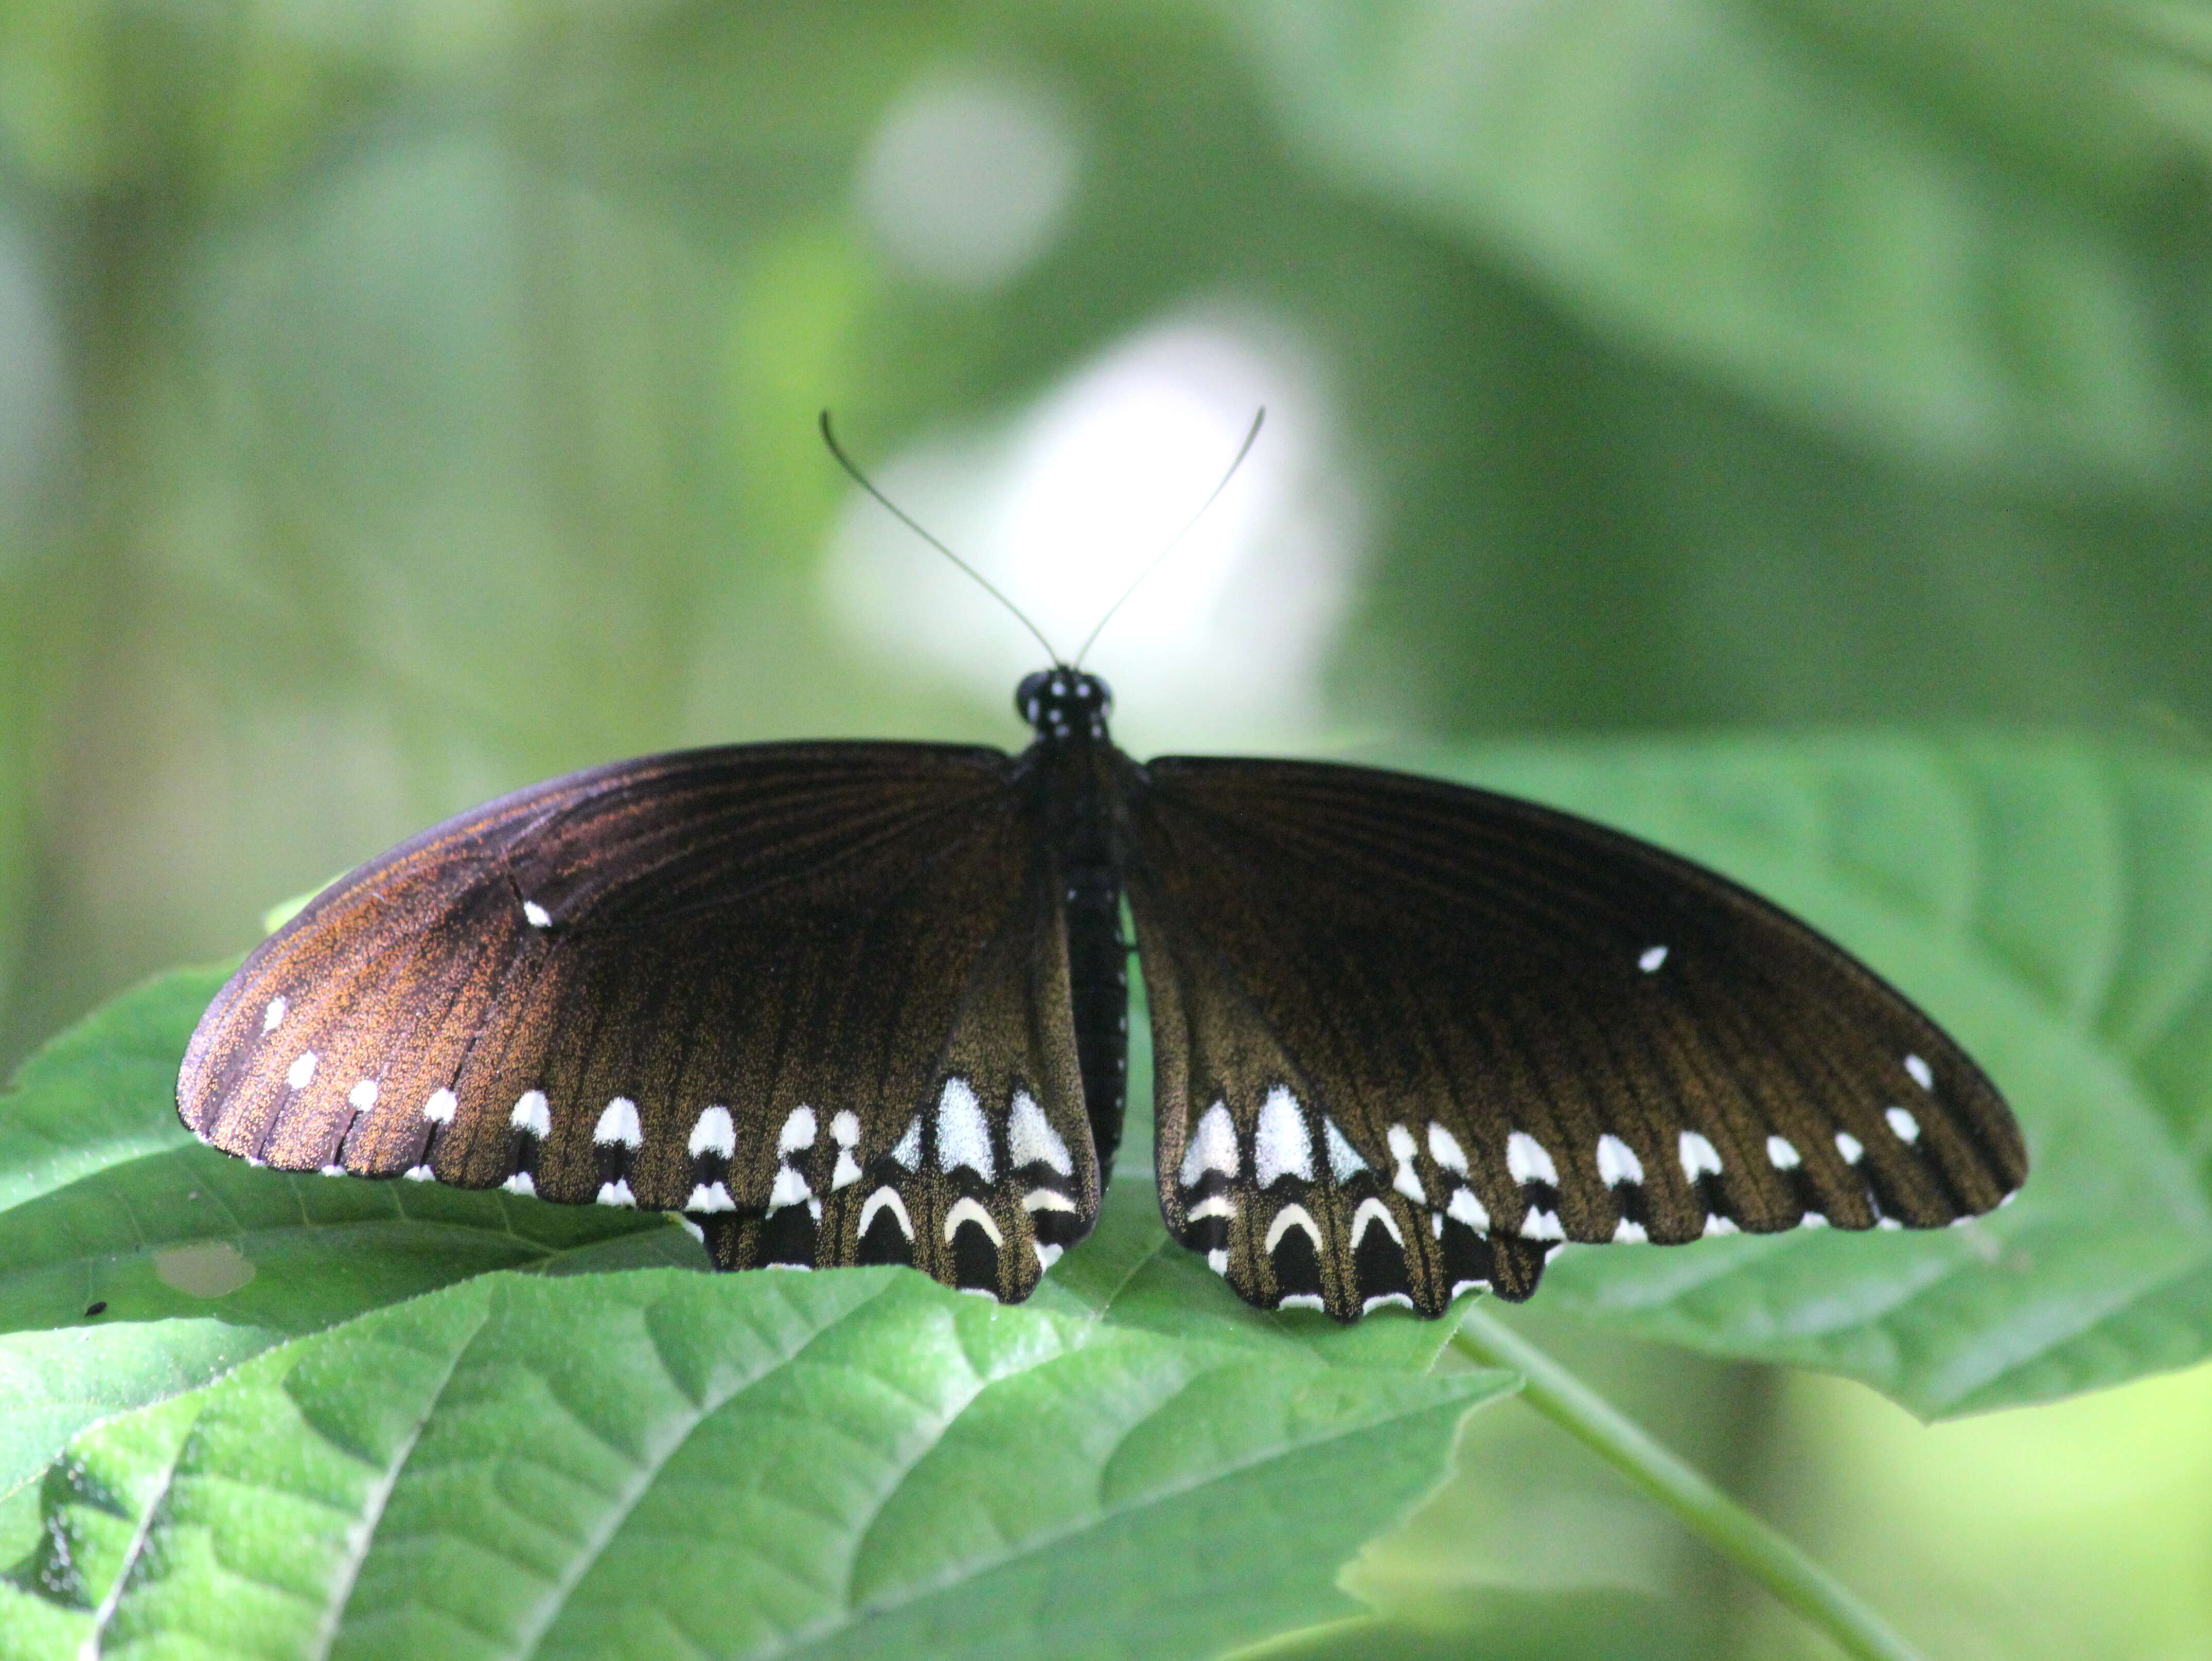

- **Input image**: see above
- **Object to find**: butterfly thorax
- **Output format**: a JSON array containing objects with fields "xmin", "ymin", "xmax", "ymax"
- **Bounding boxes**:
[{"xmin": 1015, "ymin": 667, "xmax": 1130, "ymax": 1184}]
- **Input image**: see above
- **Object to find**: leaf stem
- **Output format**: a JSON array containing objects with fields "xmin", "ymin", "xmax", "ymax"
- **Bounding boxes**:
[{"xmin": 1451, "ymin": 1308, "xmax": 1927, "ymax": 1661}]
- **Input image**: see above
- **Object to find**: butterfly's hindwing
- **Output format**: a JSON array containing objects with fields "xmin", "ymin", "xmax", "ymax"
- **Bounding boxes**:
[
  {"xmin": 177, "ymin": 742, "xmax": 1101, "ymax": 1300},
  {"xmin": 1124, "ymin": 755, "xmax": 2026, "ymax": 1321}
]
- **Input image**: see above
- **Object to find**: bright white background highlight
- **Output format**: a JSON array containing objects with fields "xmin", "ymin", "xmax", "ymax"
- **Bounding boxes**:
[{"xmin": 826, "ymin": 316, "xmax": 1362, "ymax": 752}]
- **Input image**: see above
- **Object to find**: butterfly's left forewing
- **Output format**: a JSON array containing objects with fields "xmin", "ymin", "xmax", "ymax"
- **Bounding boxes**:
[
  {"xmin": 1121, "ymin": 755, "xmax": 2027, "ymax": 1323},
  {"xmin": 178, "ymin": 742, "xmax": 1099, "ymax": 1302}
]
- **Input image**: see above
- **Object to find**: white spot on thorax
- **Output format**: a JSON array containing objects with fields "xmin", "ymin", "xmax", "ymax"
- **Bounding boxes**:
[
  {"xmin": 347, "ymin": 1079, "xmax": 378, "ymax": 1112},
  {"xmin": 1427, "ymin": 1122, "xmax": 1470, "ymax": 1176},
  {"xmin": 1350, "ymin": 1195, "xmax": 1403, "ymax": 1248},
  {"xmin": 1678, "ymin": 1131, "xmax": 1723, "ymax": 1180},
  {"xmin": 859, "ymin": 1186, "xmax": 915, "ymax": 1241},
  {"xmin": 261, "ymin": 997, "xmax": 287, "ymax": 1033},
  {"xmin": 689, "ymin": 1105, "xmax": 737, "ymax": 1160},
  {"xmin": 1507, "ymin": 1131, "xmax": 1559, "ymax": 1187},
  {"xmin": 889, "ymin": 1116, "xmax": 923, "ymax": 1170},
  {"xmin": 943, "ymin": 1195, "xmax": 1004, "ymax": 1246},
  {"xmin": 423, "ymin": 1088, "xmax": 458, "ymax": 1124},
  {"xmin": 522, "ymin": 901, "xmax": 552, "ymax": 928},
  {"xmin": 1323, "ymin": 1118, "xmax": 1368, "ymax": 1184},
  {"xmin": 1263, "ymin": 1203, "xmax": 1322, "ymax": 1254},
  {"xmin": 1903, "ymin": 1054, "xmax": 1934, "ymax": 1092},
  {"xmin": 1179, "ymin": 1102, "xmax": 1238, "ymax": 1187},
  {"xmin": 936, "ymin": 1079, "xmax": 995, "ymax": 1180},
  {"xmin": 1008, "ymin": 1090, "xmax": 1073, "ymax": 1174},
  {"xmin": 777, "ymin": 1105, "xmax": 818, "ymax": 1156},
  {"xmin": 510, "ymin": 1091, "xmax": 551, "ymax": 1138},
  {"xmin": 1835, "ymin": 1131, "xmax": 1865, "ymax": 1164},
  {"xmin": 1254, "ymin": 1087, "xmax": 1314, "ymax": 1186},
  {"xmin": 1596, "ymin": 1134, "xmax": 1643, "ymax": 1186},
  {"xmin": 1766, "ymin": 1135, "xmax": 1801, "ymax": 1170},
  {"xmin": 1885, "ymin": 1106, "xmax": 1921, "ymax": 1144},
  {"xmin": 286, "ymin": 1052, "xmax": 317, "ymax": 1090},
  {"xmin": 686, "ymin": 1182, "xmax": 735, "ymax": 1212},
  {"xmin": 1638, "ymin": 945, "xmax": 1668, "ymax": 973}
]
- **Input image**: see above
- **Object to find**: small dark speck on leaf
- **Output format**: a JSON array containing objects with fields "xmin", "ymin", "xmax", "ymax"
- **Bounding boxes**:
[{"xmin": 84, "ymin": 1301, "xmax": 107, "ymax": 1317}]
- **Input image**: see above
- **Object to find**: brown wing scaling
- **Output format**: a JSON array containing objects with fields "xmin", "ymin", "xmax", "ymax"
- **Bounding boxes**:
[
  {"xmin": 1122, "ymin": 755, "xmax": 2027, "ymax": 1323},
  {"xmin": 177, "ymin": 742, "xmax": 1099, "ymax": 1303}
]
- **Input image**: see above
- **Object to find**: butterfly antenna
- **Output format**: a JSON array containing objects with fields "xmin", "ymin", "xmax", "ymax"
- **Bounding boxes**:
[
  {"xmin": 1072, "ymin": 406, "xmax": 1265, "ymax": 669},
  {"xmin": 820, "ymin": 410, "xmax": 1061, "ymax": 665}
]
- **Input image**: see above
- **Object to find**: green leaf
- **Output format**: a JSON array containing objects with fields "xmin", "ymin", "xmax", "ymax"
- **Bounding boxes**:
[
  {"xmin": 1399, "ymin": 731, "xmax": 2212, "ymax": 1417},
  {"xmin": 9, "ymin": 1270, "xmax": 1513, "ymax": 1661},
  {"xmin": 1233, "ymin": 0, "xmax": 2212, "ymax": 486}
]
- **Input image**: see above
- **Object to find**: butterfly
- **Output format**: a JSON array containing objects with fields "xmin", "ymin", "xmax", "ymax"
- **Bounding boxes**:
[{"xmin": 175, "ymin": 422, "xmax": 2028, "ymax": 1321}]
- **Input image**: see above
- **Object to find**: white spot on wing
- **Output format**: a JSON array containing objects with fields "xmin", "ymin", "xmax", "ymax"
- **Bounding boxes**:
[
  {"xmin": 1596, "ymin": 1134, "xmax": 1643, "ymax": 1186},
  {"xmin": 1447, "ymin": 1187, "xmax": 1490, "ymax": 1233},
  {"xmin": 594, "ymin": 1097, "xmax": 643, "ymax": 1149},
  {"xmin": 1008, "ymin": 1090, "xmax": 1073, "ymax": 1174},
  {"xmin": 1877, "ymin": 1216, "xmax": 1904, "ymax": 1231},
  {"xmin": 1206, "ymin": 1248, "xmax": 1229, "ymax": 1275},
  {"xmin": 689, "ymin": 1106, "xmax": 737, "ymax": 1160},
  {"xmin": 1904, "ymin": 1053, "xmax": 1934, "ymax": 1092},
  {"xmin": 1678, "ymin": 1131, "xmax": 1723, "ymax": 1180},
  {"xmin": 777, "ymin": 1105, "xmax": 818, "ymax": 1156},
  {"xmin": 1254, "ymin": 1087, "xmax": 1314, "ymax": 1186},
  {"xmin": 1427, "ymin": 1122, "xmax": 1470, "ymax": 1176},
  {"xmin": 403, "ymin": 1164, "xmax": 435, "ymax": 1181},
  {"xmin": 1520, "ymin": 1206, "xmax": 1565, "ymax": 1241},
  {"xmin": 1025, "ymin": 1188, "xmax": 1082, "ymax": 1214},
  {"xmin": 1702, "ymin": 1213, "xmax": 1740, "ymax": 1236},
  {"xmin": 1034, "ymin": 1242, "xmax": 1064, "ymax": 1271},
  {"xmin": 423, "ymin": 1089, "xmax": 458, "ymax": 1125},
  {"xmin": 1507, "ymin": 1131, "xmax": 1559, "ymax": 1187},
  {"xmin": 1612, "ymin": 1218, "xmax": 1648, "ymax": 1243},
  {"xmin": 935, "ymin": 1079, "xmax": 995, "ymax": 1180},
  {"xmin": 510, "ymin": 1091, "xmax": 551, "ymax": 1138},
  {"xmin": 1178, "ymin": 1102, "xmax": 1238, "ymax": 1187},
  {"xmin": 1386, "ymin": 1123, "xmax": 1425, "ymax": 1202},
  {"xmin": 831, "ymin": 1150, "xmax": 863, "ymax": 1190},
  {"xmin": 1362, "ymin": 1293, "xmax": 1415, "ymax": 1314},
  {"xmin": 348, "ymin": 1079, "xmax": 378, "ymax": 1112},
  {"xmin": 943, "ymin": 1195, "xmax": 1004, "ymax": 1246},
  {"xmin": 523, "ymin": 901, "xmax": 552, "ymax": 928},
  {"xmin": 1638, "ymin": 945, "xmax": 1668, "ymax": 972},
  {"xmin": 831, "ymin": 1110, "xmax": 861, "ymax": 1148},
  {"xmin": 502, "ymin": 1172, "xmax": 536, "ymax": 1195},
  {"xmin": 287, "ymin": 1052, "xmax": 317, "ymax": 1090},
  {"xmin": 1800, "ymin": 1211, "xmax": 1829, "ymax": 1228},
  {"xmin": 319, "ymin": 1163, "xmax": 345, "ymax": 1177},
  {"xmin": 859, "ymin": 1186, "xmax": 915, "ymax": 1241},
  {"xmin": 1263, "ymin": 1203, "xmax": 1323, "ymax": 1254},
  {"xmin": 1766, "ymin": 1135, "xmax": 1801, "ymax": 1170},
  {"xmin": 768, "ymin": 1167, "xmax": 813, "ymax": 1213},
  {"xmin": 1186, "ymin": 1193, "xmax": 1236, "ymax": 1223},
  {"xmin": 1350, "ymin": 1196, "xmax": 1403, "ymax": 1247},
  {"xmin": 595, "ymin": 1178, "xmax": 636, "ymax": 1207},
  {"xmin": 686, "ymin": 1182, "xmax": 735, "ymax": 1211},
  {"xmin": 889, "ymin": 1117, "xmax": 923, "ymax": 1170},
  {"xmin": 1277, "ymin": 1294, "xmax": 1325, "ymax": 1312},
  {"xmin": 1885, "ymin": 1106, "xmax": 1921, "ymax": 1144},
  {"xmin": 1835, "ymin": 1131, "xmax": 1865, "ymax": 1165},
  {"xmin": 1323, "ymin": 1118, "xmax": 1368, "ymax": 1184},
  {"xmin": 262, "ymin": 997, "xmax": 287, "ymax": 1033}
]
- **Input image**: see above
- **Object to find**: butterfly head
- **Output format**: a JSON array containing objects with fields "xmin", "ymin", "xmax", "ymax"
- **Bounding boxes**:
[{"xmin": 1017, "ymin": 667, "xmax": 1113, "ymax": 742}]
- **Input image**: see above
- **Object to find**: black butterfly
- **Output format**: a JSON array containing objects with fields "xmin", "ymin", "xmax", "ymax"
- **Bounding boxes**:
[{"xmin": 176, "ymin": 657, "xmax": 2027, "ymax": 1320}]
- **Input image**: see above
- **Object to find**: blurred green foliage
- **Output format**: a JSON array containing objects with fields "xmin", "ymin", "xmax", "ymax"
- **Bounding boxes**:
[{"xmin": 1, "ymin": 1, "xmax": 2208, "ymax": 1657}]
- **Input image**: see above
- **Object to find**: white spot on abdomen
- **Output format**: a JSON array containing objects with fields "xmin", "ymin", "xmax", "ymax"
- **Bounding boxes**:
[
  {"xmin": 1254, "ymin": 1087, "xmax": 1314, "ymax": 1186},
  {"xmin": 286, "ymin": 1052, "xmax": 317, "ymax": 1090},
  {"xmin": 935, "ymin": 1079, "xmax": 995, "ymax": 1180},
  {"xmin": 1178, "ymin": 1101, "xmax": 1238, "ymax": 1187}
]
